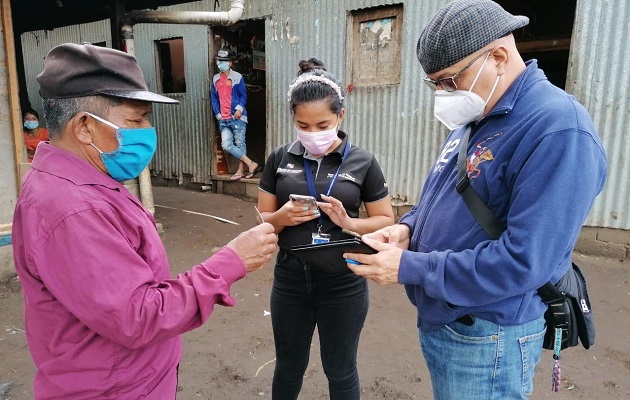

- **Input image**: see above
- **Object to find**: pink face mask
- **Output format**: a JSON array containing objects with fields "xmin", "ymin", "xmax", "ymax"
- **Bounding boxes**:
[{"xmin": 295, "ymin": 125, "xmax": 339, "ymax": 155}]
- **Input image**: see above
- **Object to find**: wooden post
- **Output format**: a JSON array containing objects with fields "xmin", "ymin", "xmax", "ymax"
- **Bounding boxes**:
[{"xmin": 1, "ymin": 0, "xmax": 25, "ymax": 192}]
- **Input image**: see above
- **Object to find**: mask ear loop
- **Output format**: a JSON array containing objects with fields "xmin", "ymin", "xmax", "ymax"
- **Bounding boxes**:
[
  {"xmin": 90, "ymin": 143, "xmax": 104, "ymax": 153},
  {"xmin": 84, "ymin": 112, "xmax": 120, "ymax": 153},
  {"xmin": 84, "ymin": 112, "xmax": 120, "ymax": 130},
  {"xmin": 467, "ymin": 50, "xmax": 492, "ymax": 93},
  {"xmin": 483, "ymin": 75, "xmax": 501, "ymax": 107}
]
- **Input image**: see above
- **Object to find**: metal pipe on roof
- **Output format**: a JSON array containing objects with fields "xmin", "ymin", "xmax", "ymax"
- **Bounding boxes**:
[{"xmin": 121, "ymin": 0, "xmax": 245, "ymax": 39}]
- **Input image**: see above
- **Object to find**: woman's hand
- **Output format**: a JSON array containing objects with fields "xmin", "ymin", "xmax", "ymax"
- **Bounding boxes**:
[
  {"xmin": 317, "ymin": 195, "xmax": 352, "ymax": 230},
  {"xmin": 278, "ymin": 200, "xmax": 320, "ymax": 227}
]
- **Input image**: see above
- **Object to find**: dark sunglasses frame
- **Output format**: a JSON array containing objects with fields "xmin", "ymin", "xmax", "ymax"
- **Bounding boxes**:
[{"xmin": 423, "ymin": 49, "xmax": 492, "ymax": 92}]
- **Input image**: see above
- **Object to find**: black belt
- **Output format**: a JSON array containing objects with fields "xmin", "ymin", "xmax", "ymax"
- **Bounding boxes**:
[{"xmin": 455, "ymin": 315, "xmax": 475, "ymax": 326}]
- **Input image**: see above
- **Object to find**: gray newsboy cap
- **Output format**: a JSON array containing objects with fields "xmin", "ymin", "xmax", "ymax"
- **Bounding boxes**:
[{"xmin": 416, "ymin": 0, "xmax": 529, "ymax": 74}]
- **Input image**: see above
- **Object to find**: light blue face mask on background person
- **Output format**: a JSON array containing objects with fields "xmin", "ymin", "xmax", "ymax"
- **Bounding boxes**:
[
  {"xmin": 217, "ymin": 61, "xmax": 230, "ymax": 72},
  {"xmin": 85, "ymin": 112, "xmax": 157, "ymax": 182},
  {"xmin": 24, "ymin": 120, "xmax": 39, "ymax": 130}
]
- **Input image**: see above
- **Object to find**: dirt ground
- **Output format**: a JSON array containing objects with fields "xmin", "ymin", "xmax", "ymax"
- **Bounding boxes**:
[{"xmin": 1, "ymin": 186, "xmax": 629, "ymax": 399}]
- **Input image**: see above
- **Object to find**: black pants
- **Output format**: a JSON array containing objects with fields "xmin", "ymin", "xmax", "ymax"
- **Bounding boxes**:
[{"xmin": 271, "ymin": 251, "xmax": 369, "ymax": 400}]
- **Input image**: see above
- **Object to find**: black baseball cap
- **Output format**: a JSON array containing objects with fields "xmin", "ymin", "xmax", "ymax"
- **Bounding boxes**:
[
  {"xmin": 215, "ymin": 48, "xmax": 235, "ymax": 61},
  {"xmin": 36, "ymin": 42, "xmax": 178, "ymax": 104}
]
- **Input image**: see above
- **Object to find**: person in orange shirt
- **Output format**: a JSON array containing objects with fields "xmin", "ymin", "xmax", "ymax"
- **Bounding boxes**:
[{"xmin": 23, "ymin": 108, "xmax": 49, "ymax": 162}]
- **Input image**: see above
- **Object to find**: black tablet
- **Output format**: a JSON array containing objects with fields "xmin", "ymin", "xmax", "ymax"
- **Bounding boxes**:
[{"xmin": 290, "ymin": 238, "xmax": 377, "ymax": 274}]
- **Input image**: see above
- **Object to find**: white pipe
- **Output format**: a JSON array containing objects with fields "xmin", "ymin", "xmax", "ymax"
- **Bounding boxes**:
[{"xmin": 121, "ymin": 0, "xmax": 246, "ymax": 39}]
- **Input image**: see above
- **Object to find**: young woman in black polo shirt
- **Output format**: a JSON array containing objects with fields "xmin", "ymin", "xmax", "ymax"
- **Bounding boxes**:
[{"xmin": 257, "ymin": 58, "xmax": 394, "ymax": 400}]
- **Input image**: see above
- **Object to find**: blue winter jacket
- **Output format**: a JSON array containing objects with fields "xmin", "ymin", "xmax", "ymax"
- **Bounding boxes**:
[
  {"xmin": 210, "ymin": 69, "xmax": 248, "ymax": 123},
  {"xmin": 399, "ymin": 60, "xmax": 607, "ymax": 332}
]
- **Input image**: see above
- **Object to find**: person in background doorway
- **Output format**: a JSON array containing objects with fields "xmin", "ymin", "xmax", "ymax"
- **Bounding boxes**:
[
  {"xmin": 210, "ymin": 47, "xmax": 259, "ymax": 181},
  {"xmin": 22, "ymin": 108, "xmax": 49, "ymax": 162},
  {"xmin": 12, "ymin": 42, "xmax": 277, "ymax": 400},
  {"xmin": 256, "ymin": 57, "xmax": 395, "ymax": 400},
  {"xmin": 344, "ymin": 1, "xmax": 607, "ymax": 399}
]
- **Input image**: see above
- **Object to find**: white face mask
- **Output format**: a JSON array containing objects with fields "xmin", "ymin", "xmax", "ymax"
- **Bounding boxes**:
[{"xmin": 433, "ymin": 52, "xmax": 500, "ymax": 131}]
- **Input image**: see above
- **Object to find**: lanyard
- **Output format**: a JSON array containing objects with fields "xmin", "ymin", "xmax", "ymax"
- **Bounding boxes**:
[{"xmin": 303, "ymin": 141, "xmax": 351, "ymax": 229}]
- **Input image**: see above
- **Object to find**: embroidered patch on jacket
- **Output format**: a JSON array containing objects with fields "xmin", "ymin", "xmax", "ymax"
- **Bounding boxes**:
[{"xmin": 467, "ymin": 133, "xmax": 502, "ymax": 179}]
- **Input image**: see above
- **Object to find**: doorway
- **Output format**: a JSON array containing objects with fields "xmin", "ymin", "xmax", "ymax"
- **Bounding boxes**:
[
  {"xmin": 499, "ymin": 0, "xmax": 577, "ymax": 89},
  {"xmin": 211, "ymin": 19, "xmax": 266, "ymax": 176}
]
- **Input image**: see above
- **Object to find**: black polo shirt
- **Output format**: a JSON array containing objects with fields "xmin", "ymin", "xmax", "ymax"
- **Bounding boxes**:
[{"xmin": 259, "ymin": 131, "xmax": 389, "ymax": 250}]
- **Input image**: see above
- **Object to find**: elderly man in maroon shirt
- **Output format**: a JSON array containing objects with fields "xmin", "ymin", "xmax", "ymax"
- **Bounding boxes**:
[{"xmin": 11, "ymin": 42, "xmax": 277, "ymax": 400}]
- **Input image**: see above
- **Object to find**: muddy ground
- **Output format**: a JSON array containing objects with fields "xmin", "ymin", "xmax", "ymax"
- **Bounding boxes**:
[{"xmin": 1, "ymin": 186, "xmax": 629, "ymax": 399}]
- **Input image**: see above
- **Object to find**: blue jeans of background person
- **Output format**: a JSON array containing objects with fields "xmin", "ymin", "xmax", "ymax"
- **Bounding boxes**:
[
  {"xmin": 419, "ymin": 315, "xmax": 546, "ymax": 400},
  {"xmin": 271, "ymin": 251, "xmax": 368, "ymax": 400},
  {"xmin": 219, "ymin": 118, "xmax": 247, "ymax": 161}
]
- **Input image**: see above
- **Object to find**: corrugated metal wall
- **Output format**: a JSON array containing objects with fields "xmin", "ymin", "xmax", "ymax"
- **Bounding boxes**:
[
  {"xmin": 21, "ymin": 20, "xmax": 112, "ymax": 118},
  {"xmin": 183, "ymin": 0, "xmax": 450, "ymax": 206},
  {"xmin": 567, "ymin": 0, "xmax": 630, "ymax": 229},
  {"xmin": 254, "ymin": 0, "xmax": 450, "ymax": 207},
  {"xmin": 133, "ymin": 24, "xmax": 211, "ymax": 184},
  {"xmin": 17, "ymin": 0, "xmax": 629, "ymax": 229}
]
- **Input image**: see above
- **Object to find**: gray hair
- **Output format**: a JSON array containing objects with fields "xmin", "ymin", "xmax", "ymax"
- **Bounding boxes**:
[{"xmin": 42, "ymin": 95, "xmax": 124, "ymax": 138}]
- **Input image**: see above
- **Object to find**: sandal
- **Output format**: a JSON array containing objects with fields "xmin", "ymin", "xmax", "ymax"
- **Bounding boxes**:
[
  {"xmin": 230, "ymin": 171, "xmax": 244, "ymax": 181},
  {"xmin": 244, "ymin": 162, "xmax": 260, "ymax": 179}
]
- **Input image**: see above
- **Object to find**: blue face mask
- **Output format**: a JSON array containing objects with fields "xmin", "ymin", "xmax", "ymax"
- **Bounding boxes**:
[
  {"xmin": 86, "ymin": 112, "xmax": 157, "ymax": 182},
  {"xmin": 217, "ymin": 61, "xmax": 230, "ymax": 72},
  {"xmin": 24, "ymin": 120, "xmax": 39, "ymax": 130}
]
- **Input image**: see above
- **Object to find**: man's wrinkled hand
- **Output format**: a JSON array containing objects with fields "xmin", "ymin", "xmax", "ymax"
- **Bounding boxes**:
[
  {"xmin": 227, "ymin": 223, "xmax": 278, "ymax": 272},
  {"xmin": 362, "ymin": 224, "xmax": 411, "ymax": 250}
]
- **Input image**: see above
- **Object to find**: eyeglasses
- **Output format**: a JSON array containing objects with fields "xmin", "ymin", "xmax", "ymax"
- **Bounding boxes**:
[{"xmin": 423, "ymin": 49, "xmax": 492, "ymax": 92}]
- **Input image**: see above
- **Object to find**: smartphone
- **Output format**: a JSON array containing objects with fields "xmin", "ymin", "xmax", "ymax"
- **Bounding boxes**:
[{"xmin": 289, "ymin": 194, "xmax": 318, "ymax": 210}]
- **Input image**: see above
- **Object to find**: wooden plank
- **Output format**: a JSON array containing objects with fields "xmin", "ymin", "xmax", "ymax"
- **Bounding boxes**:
[
  {"xmin": 0, "ymin": 223, "xmax": 11, "ymax": 234},
  {"xmin": 517, "ymin": 38, "xmax": 572, "ymax": 53},
  {"xmin": 1, "ymin": 0, "xmax": 25, "ymax": 192}
]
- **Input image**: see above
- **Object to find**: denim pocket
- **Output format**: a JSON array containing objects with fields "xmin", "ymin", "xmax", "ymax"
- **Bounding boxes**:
[
  {"xmin": 519, "ymin": 327, "xmax": 546, "ymax": 395},
  {"xmin": 443, "ymin": 317, "xmax": 499, "ymax": 343}
]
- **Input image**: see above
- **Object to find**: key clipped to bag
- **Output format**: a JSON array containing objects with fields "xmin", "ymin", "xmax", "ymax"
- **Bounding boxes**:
[{"xmin": 542, "ymin": 298, "xmax": 574, "ymax": 350}]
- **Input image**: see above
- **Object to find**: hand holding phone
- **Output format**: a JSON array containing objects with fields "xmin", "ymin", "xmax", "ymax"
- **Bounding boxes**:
[{"xmin": 289, "ymin": 194, "xmax": 319, "ymax": 211}]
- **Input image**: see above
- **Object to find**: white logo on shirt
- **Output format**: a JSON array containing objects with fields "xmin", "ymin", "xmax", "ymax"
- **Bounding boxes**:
[
  {"xmin": 433, "ymin": 139, "xmax": 460, "ymax": 173},
  {"xmin": 331, "ymin": 172, "xmax": 356, "ymax": 182},
  {"xmin": 278, "ymin": 168, "xmax": 303, "ymax": 174}
]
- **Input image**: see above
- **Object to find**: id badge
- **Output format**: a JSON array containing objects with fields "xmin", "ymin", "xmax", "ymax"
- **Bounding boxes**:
[{"xmin": 311, "ymin": 232, "xmax": 331, "ymax": 244}]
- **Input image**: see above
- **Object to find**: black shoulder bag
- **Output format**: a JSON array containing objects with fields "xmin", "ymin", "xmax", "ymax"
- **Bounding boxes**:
[{"xmin": 455, "ymin": 126, "xmax": 595, "ymax": 352}]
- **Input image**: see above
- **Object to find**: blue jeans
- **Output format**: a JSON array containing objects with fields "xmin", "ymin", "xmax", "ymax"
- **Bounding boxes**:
[
  {"xmin": 419, "ymin": 316, "xmax": 545, "ymax": 400},
  {"xmin": 219, "ymin": 119, "xmax": 247, "ymax": 160},
  {"xmin": 271, "ymin": 251, "xmax": 368, "ymax": 400}
]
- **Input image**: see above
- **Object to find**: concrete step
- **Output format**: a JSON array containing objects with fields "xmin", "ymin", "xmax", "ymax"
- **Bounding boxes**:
[{"xmin": 211, "ymin": 174, "xmax": 260, "ymax": 201}]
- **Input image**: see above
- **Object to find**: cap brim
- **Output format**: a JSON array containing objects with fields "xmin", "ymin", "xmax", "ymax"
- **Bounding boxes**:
[
  {"xmin": 99, "ymin": 90, "xmax": 179, "ymax": 104},
  {"xmin": 510, "ymin": 16, "xmax": 530, "ymax": 31}
]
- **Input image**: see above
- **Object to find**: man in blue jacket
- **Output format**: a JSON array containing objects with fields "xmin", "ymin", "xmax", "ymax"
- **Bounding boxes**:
[
  {"xmin": 346, "ymin": 1, "xmax": 607, "ymax": 399},
  {"xmin": 211, "ymin": 47, "xmax": 259, "ymax": 180}
]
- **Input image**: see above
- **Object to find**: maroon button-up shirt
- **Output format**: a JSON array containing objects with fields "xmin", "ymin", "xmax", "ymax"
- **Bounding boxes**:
[{"xmin": 12, "ymin": 143, "xmax": 246, "ymax": 399}]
